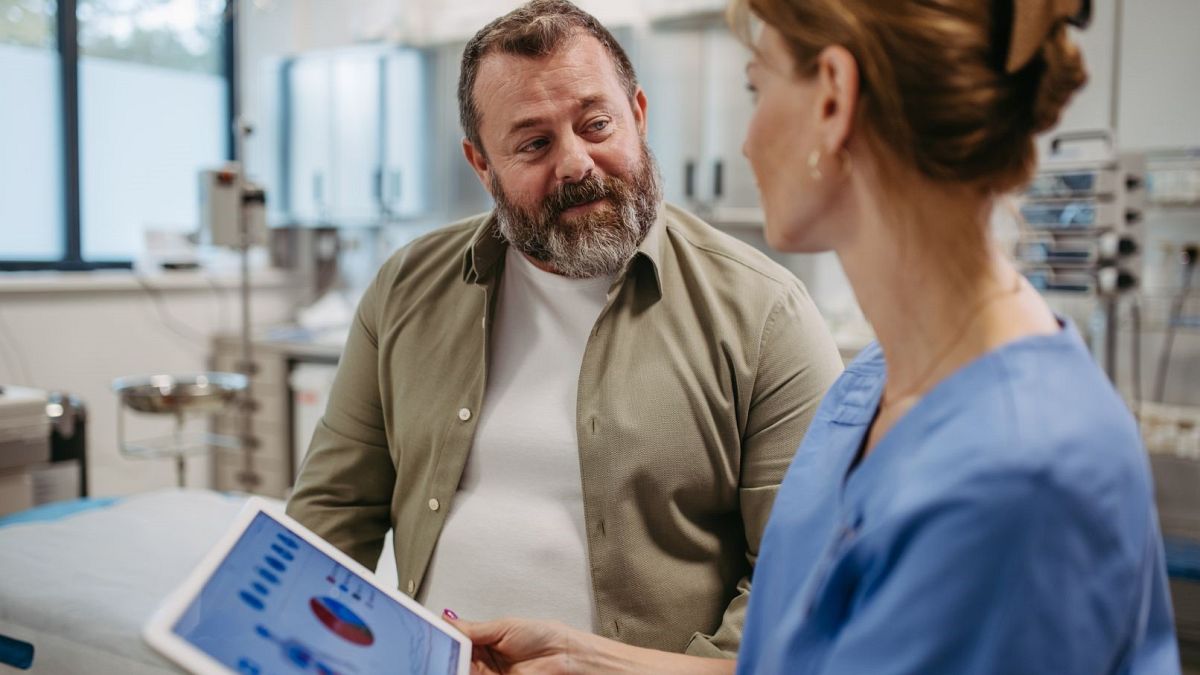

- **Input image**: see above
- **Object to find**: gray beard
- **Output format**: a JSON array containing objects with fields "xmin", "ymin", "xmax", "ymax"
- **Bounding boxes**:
[{"xmin": 491, "ymin": 147, "xmax": 662, "ymax": 279}]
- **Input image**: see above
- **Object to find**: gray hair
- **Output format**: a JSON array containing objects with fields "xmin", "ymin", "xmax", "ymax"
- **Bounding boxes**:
[{"xmin": 457, "ymin": 0, "xmax": 639, "ymax": 155}]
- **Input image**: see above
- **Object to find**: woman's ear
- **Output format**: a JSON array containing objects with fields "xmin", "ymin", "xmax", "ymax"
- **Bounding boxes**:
[{"xmin": 813, "ymin": 45, "xmax": 860, "ymax": 154}]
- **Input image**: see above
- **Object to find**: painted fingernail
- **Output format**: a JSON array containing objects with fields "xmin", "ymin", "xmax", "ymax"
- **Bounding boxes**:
[{"xmin": 443, "ymin": 608, "xmax": 459, "ymax": 620}]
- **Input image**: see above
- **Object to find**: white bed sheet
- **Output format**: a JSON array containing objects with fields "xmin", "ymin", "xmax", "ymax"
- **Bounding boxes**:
[
  {"xmin": 0, "ymin": 489, "xmax": 400, "ymax": 674},
  {"xmin": 0, "ymin": 490, "xmax": 259, "ymax": 674}
]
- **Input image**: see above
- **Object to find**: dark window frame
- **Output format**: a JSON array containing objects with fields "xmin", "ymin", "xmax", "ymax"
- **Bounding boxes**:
[{"xmin": 0, "ymin": 0, "xmax": 236, "ymax": 272}]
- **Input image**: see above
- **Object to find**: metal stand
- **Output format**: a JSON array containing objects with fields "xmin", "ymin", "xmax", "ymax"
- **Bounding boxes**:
[
  {"xmin": 173, "ymin": 413, "xmax": 185, "ymax": 487},
  {"xmin": 113, "ymin": 373, "xmax": 247, "ymax": 488},
  {"xmin": 1093, "ymin": 295, "xmax": 1120, "ymax": 380},
  {"xmin": 234, "ymin": 127, "xmax": 260, "ymax": 492},
  {"xmin": 229, "ymin": 0, "xmax": 260, "ymax": 490}
]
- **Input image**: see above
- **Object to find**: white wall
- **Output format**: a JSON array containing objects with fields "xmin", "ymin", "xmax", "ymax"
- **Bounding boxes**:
[
  {"xmin": 1117, "ymin": 0, "xmax": 1200, "ymax": 150},
  {"xmin": 1040, "ymin": 1, "xmax": 1200, "ymax": 152},
  {"xmin": 0, "ymin": 273, "xmax": 296, "ymax": 496},
  {"xmin": 1051, "ymin": 1, "xmax": 1119, "ymax": 140}
]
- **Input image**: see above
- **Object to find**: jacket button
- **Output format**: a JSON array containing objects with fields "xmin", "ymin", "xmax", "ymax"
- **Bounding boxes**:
[
  {"xmin": 457, "ymin": 407, "xmax": 472, "ymax": 421},
  {"xmin": 406, "ymin": 579, "xmax": 416, "ymax": 594},
  {"xmin": 428, "ymin": 498, "xmax": 440, "ymax": 512}
]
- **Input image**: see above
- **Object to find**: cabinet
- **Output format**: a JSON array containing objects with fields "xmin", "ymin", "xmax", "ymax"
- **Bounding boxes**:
[
  {"xmin": 702, "ymin": 29, "xmax": 761, "ymax": 221},
  {"xmin": 286, "ymin": 56, "xmax": 334, "ymax": 224},
  {"xmin": 382, "ymin": 50, "xmax": 433, "ymax": 219},
  {"xmin": 283, "ymin": 47, "xmax": 432, "ymax": 227},
  {"xmin": 331, "ymin": 50, "xmax": 386, "ymax": 226},
  {"xmin": 426, "ymin": 40, "xmax": 494, "ymax": 222},
  {"xmin": 638, "ymin": 26, "xmax": 762, "ymax": 223},
  {"xmin": 639, "ymin": 31, "xmax": 704, "ymax": 209}
]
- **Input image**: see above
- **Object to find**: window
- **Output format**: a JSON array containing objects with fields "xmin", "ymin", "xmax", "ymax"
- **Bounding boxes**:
[
  {"xmin": 0, "ymin": 0, "xmax": 231, "ymax": 270},
  {"xmin": 0, "ymin": 0, "xmax": 63, "ymax": 261},
  {"xmin": 79, "ymin": 0, "xmax": 228, "ymax": 260}
]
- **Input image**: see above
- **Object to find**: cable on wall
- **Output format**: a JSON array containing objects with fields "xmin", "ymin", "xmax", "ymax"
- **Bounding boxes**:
[{"xmin": 1154, "ymin": 245, "xmax": 1199, "ymax": 403}]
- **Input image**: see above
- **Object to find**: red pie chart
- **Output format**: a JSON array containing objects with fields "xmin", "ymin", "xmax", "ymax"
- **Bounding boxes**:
[{"xmin": 309, "ymin": 596, "xmax": 374, "ymax": 646}]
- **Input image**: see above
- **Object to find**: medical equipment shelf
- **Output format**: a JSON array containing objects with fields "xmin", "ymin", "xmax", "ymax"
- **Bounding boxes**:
[
  {"xmin": 1146, "ymin": 148, "xmax": 1200, "ymax": 208},
  {"xmin": 1016, "ymin": 132, "xmax": 1147, "ymax": 384}
]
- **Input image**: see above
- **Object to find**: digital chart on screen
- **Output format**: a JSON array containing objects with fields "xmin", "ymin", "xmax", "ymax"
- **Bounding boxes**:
[{"xmin": 171, "ymin": 513, "xmax": 460, "ymax": 675}]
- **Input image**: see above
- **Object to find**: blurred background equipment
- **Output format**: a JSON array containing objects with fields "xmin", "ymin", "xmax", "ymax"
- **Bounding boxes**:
[
  {"xmin": 200, "ymin": 155, "xmax": 269, "ymax": 491},
  {"xmin": 0, "ymin": 386, "xmax": 52, "ymax": 517},
  {"xmin": 0, "ymin": 387, "xmax": 86, "ymax": 518},
  {"xmin": 1015, "ymin": 130, "xmax": 1144, "ymax": 380},
  {"xmin": 111, "ymin": 373, "xmax": 247, "ymax": 487}
]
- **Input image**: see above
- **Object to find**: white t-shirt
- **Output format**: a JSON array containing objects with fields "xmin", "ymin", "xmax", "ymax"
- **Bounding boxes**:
[{"xmin": 418, "ymin": 247, "xmax": 613, "ymax": 629}]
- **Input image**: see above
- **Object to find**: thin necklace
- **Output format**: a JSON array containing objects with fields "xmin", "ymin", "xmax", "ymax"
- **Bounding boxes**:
[{"xmin": 881, "ymin": 273, "xmax": 1024, "ymax": 408}]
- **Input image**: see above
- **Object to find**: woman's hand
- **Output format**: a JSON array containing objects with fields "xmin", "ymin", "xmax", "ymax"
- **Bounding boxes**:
[
  {"xmin": 442, "ymin": 610, "xmax": 736, "ymax": 675},
  {"xmin": 445, "ymin": 611, "xmax": 580, "ymax": 675}
]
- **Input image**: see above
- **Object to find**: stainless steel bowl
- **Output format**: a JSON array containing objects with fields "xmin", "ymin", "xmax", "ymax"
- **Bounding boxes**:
[{"xmin": 111, "ymin": 372, "xmax": 248, "ymax": 415}]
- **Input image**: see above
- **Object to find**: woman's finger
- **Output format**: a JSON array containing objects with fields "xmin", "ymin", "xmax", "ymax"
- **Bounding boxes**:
[
  {"xmin": 446, "ymin": 611, "xmax": 508, "ymax": 673},
  {"xmin": 470, "ymin": 645, "xmax": 505, "ymax": 675},
  {"xmin": 445, "ymin": 610, "xmax": 509, "ymax": 647}
]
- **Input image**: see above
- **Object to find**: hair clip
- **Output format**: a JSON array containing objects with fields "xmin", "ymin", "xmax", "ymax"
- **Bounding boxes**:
[{"xmin": 1067, "ymin": 0, "xmax": 1092, "ymax": 28}]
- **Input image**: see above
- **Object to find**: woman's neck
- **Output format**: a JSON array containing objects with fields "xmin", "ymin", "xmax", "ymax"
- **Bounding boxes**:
[{"xmin": 836, "ymin": 181, "xmax": 1057, "ymax": 408}]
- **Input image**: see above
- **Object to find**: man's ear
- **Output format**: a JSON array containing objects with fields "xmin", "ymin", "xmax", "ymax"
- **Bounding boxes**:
[
  {"xmin": 632, "ymin": 87, "xmax": 648, "ymax": 138},
  {"xmin": 462, "ymin": 138, "xmax": 493, "ymax": 195}
]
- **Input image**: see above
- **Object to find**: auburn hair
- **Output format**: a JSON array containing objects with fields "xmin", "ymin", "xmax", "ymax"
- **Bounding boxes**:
[{"xmin": 729, "ymin": 0, "xmax": 1087, "ymax": 194}]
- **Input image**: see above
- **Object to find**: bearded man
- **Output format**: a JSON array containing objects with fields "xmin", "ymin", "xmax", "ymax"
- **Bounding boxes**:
[{"xmin": 287, "ymin": 0, "xmax": 843, "ymax": 659}]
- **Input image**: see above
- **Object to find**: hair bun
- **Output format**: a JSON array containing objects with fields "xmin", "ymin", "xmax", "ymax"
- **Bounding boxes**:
[{"xmin": 1031, "ymin": 23, "xmax": 1088, "ymax": 134}]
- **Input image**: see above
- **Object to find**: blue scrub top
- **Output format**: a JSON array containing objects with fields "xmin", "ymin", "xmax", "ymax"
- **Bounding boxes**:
[{"xmin": 739, "ymin": 322, "xmax": 1179, "ymax": 675}]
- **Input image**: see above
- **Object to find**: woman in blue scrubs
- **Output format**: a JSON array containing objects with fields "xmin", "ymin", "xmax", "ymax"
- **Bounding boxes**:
[{"xmin": 448, "ymin": 0, "xmax": 1181, "ymax": 672}]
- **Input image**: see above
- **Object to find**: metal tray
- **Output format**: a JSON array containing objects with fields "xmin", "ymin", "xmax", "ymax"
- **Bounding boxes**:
[{"xmin": 112, "ymin": 373, "xmax": 247, "ymax": 415}]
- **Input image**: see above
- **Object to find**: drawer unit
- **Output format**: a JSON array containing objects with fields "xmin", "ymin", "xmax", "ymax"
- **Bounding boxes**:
[{"xmin": 213, "ymin": 450, "xmax": 292, "ymax": 499}]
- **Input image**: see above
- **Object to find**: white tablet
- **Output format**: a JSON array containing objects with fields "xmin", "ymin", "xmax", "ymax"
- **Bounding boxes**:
[{"xmin": 144, "ymin": 498, "xmax": 471, "ymax": 675}]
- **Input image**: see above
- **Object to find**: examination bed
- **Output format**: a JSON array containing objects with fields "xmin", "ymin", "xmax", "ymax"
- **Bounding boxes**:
[
  {"xmin": 0, "ymin": 489, "xmax": 398, "ymax": 674},
  {"xmin": 0, "ymin": 490, "xmax": 251, "ymax": 673}
]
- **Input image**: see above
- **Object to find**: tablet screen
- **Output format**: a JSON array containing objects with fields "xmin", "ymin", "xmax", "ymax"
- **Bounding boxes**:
[{"xmin": 171, "ymin": 512, "xmax": 461, "ymax": 675}]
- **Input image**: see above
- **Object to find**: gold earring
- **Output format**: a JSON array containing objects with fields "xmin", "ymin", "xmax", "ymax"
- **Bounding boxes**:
[{"xmin": 808, "ymin": 149, "xmax": 823, "ymax": 181}]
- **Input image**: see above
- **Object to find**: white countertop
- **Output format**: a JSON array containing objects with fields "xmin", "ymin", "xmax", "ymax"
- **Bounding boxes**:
[{"xmin": 0, "ymin": 268, "xmax": 294, "ymax": 294}]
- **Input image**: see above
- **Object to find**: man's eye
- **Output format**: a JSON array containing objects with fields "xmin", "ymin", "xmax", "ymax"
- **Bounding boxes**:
[
  {"xmin": 588, "ymin": 119, "xmax": 609, "ymax": 132},
  {"xmin": 746, "ymin": 82, "xmax": 758, "ymax": 102},
  {"xmin": 521, "ymin": 139, "xmax": 548, "ymax": 153}
]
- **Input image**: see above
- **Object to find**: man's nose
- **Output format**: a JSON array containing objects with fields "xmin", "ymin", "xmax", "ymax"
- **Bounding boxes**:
[{"xmin": 554, "ymin": 134, "xmax": 596, "ymax": 184}]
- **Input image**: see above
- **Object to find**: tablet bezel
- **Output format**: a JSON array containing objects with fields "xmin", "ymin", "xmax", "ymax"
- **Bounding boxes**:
[{"xmin": 143, "ymin": 497, "xmax": 471, "ymax": 675}]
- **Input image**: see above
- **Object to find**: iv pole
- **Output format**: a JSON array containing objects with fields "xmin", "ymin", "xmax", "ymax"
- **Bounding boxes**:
[{"xmin": 227, "ymin": 0, "xmax": 260, "ymax": 491}]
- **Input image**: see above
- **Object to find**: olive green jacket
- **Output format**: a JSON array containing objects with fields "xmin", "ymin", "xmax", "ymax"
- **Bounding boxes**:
[{"xmin": 287, "ymin": 203, "xmax": 843, "ymax": 657}]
